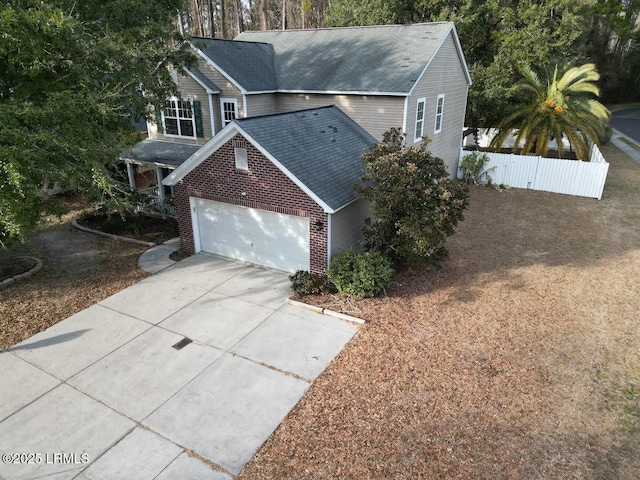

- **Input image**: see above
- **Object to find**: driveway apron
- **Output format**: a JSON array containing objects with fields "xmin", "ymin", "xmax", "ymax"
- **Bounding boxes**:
[{"xmin": 0, "ymin": 253, "xmax": 358, "ymax": 479}]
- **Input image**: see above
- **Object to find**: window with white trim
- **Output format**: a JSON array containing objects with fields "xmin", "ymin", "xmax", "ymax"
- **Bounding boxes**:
[
  {"xmin": 415, "ymin": 97, "xmax": 426, "ymax": 142},
  {"xmin": 163, "ymin": 98, "xmax": 196, "ymax": 138},
  {"xmin": 220, "ymin": 98, "xmax": 237, "ymax": 127},
  {"xmin": 434, "ymin": 94, "xmax": 445, "ymax": 134},
  {"xmin": 234, "ymin": 147, "xmax": 248, "ymax": 170}
]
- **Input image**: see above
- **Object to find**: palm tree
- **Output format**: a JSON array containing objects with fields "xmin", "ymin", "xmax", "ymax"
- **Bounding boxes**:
[{"xmin": 490, "ymin": 63, "xmax": 610, "ymax": 160}]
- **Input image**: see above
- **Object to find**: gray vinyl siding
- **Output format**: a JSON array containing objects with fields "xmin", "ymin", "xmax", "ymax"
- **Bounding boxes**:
[
  {"xmin": 406, "ymin": 32, "xmax": 469, "ymax": 176},
  {"xmin": 195, "ymin": 60, "xmax": 245, "ymax": 133},
  {"xmin": 246, "ymin": 94, "xmax": 278, "ymax": 117},
  {"xmin": 329, "ymin": 199, "xmax": 371, "ymax": 262},
  {"xmin": 276, "ymin": 94, "xmax": 404, "ymax": 141}
]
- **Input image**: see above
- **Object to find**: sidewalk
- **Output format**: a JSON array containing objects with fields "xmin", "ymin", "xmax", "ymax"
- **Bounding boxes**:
[{"xmin": 611, "ymin": 129, "xmax": 640, "ymax": 165}]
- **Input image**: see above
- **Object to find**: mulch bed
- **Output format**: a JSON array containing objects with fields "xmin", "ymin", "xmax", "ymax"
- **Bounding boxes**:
[
  {"xmin": 77, "ymin": 210, "xmax": 180, "ymax": 244},
  {"xmin": 0, "ymin": 257, "xmax": 36, "ymax": 282}
]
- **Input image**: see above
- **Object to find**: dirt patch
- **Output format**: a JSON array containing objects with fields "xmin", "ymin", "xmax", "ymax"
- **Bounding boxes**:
[{"xmin": 238, "ymin": 144, "xmax": 640, "ymax": 479}]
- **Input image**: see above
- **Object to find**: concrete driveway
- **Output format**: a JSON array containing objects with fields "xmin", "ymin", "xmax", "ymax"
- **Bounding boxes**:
[{"xmin": 0, "ymin": 254, "xmax": 358, "ymax": 479}]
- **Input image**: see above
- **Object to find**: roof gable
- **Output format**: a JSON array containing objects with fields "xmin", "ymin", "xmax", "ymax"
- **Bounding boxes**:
[
  {"xmin": 164, "ymin": 106, "xmax": 377, "ymax": 212},
  {"xmin": 234, "ymin": 22, "xmax": 470, "ymax": 94},
  {"xmin": 190, "ymin": 37, "xmax": 277, "ymax": 93}
]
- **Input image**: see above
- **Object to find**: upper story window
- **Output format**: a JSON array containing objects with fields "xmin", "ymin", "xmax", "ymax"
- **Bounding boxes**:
[
  {"xmin": 415, "ymin": 97, "xmax": 426, "ymax": 142},
  {"xmin": 163, "ymin": 98, "xmax": 196, "ymax": 138},
  {"xmin": 434, "ymin": 94, "xmax": 445, "ymax": 134},
  {"xmin": 221, "ymin": 98, "xmax": 237, "ymax": 127}
]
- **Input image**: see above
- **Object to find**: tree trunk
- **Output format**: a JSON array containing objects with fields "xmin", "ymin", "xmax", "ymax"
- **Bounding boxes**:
[
  {"xmin": 219, "ymin": 0, "xmax": 227, "ymax": 38},
  {"xmin": 258, "ymin": 0, "xmax": 268, "ymax": 30}
]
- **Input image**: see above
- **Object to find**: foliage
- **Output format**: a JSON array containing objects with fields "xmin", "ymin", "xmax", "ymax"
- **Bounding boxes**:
[
  {"xmin": 326, "ymin": 250, "xmax": 393, "ymax": 299},
  {"xmin": 0, "ymin": 0, "xmax": 193, "ymax": 249},
  {"xmin": 355, "ymin": 128, "xmax": 469, "ymax": 267},
  {"xmin": 323, "ymin": 0, "xmax": 595, "ymax": 127},
  {"xmin": 289, "ymin": 270, "xmax": 330, "ymax": 296},
  {"xmin": 460, "ymin": 152, "xmax": 494, "ymax": 185},
  {"xmin": 489, "ymin": 62, "xmax": 611, "ymax": 161}
]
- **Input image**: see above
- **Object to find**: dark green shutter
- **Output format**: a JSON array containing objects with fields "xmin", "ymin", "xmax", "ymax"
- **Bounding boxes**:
[
  {"xmin": 193, "ymin": 101, "xmax": 204, "ymax": 138},
  {"xmin": 155, "ymin": 106, "xmax": 164, "ymax": 134}
]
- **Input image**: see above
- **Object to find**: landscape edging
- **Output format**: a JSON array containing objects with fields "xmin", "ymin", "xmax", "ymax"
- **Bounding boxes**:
[
  {"xmin": 285, "ymin": 298, "xmax": 367, "ymax": 325},
  {"xmin": 72, "ymin": 219, "xmax": 157, "ymax": 247},
  {"xmin": 0, "ymin": 256, "xmax": 43, "ymax": 291}
]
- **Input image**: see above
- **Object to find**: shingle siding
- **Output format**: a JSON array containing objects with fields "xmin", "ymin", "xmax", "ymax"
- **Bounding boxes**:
[
  {"xmin": 174, "ymin": 134, "xmax": 328, "ymax": 273},
  {"xmin": 406, "ymin": 31, "xmax": 469, "ymax": 175}
]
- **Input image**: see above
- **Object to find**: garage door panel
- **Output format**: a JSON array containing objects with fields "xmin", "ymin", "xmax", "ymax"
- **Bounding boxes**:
[{"xmin": 193, "ymin": 199, "xmax": 310, "ymax": 272}]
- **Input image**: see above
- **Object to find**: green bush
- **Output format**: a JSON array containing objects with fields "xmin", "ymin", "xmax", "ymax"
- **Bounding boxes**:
[
  {"xmin": 289, "ymin": 270, "xmax": 329, "ymax": 296},
  {"xmin": 327, "ymin": 250, "xmax": 393, "ymax": 299},
  {"xmin": 460, "ymin": 151, "xmax": 493, "ymax": 184}
]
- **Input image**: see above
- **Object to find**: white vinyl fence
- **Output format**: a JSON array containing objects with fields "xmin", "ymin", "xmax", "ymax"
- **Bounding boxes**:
[{"xmin": 458, "ymin": 142, "xmax": 609, "ymax": 199}]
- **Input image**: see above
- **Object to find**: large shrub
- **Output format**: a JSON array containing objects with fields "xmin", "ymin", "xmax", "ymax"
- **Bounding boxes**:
[
  {"xmin": 355, "ymin": 128, "xmax": 469, "ymax": 267},
  {"xmin": 327, "ymin": 250, "xmax": 393, "ymax": 299}
]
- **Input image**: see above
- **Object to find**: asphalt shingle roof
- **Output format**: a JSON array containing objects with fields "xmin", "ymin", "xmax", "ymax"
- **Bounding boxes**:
[
  {"xmin": 185, "ymin": 67, "xmax": 221, "ymax": 93},
  {"xmin": 190, "ymin": 38, "xmax": 277, "ymax": 92},
  {"xmin": 120, "ymin": 140, "xmax": 202, "ymax": 168},
  {"xmin": 234, "ymin": 22, "xmax": 455, "ymax": 94},
  {"xmin": 236, "ymin": 106, "xmax": 377, "ymax": 211}
]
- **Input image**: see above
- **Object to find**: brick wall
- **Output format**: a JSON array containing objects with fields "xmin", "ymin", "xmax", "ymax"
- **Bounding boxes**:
[{"xmin": 174, "ymin": 134, "xmax": 328, "ymax": 273}]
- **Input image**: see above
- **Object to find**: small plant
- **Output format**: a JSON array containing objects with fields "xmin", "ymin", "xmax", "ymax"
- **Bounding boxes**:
[
  {"xmin": 326, "ymin": 250, "xmax": 393, "ymax": 299},
  {"xmin": 460, "ymin": 151, "xmax": 494, "ymax": 185},
  {"xmin": 289, "ymin": 270, "xmax": 329, "ymax": 296}
]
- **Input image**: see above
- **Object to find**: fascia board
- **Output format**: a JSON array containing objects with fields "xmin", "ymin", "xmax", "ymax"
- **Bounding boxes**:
[
  {"xmin": 184, "ymin": 68, "xmax": 220, "ymax": 94},
  {"xmin": 408, "ymin": 25, "xmax": 472, "ymax": 97},
  {"xmin": 276, "ymin": 89, "xmax": 407, "ymax": 97},
  {"xmin": 189, "ymin": 42, "xmax": 248, "ymax": 95},
  {"xmin": 162, "ymin": 124, "xmax": 239, "ymax": 186}
]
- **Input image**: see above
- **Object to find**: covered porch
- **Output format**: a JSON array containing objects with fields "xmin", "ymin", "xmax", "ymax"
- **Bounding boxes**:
[{"xmin": 119, "ymin": 139, "xmax": 202, "ymax": 217}]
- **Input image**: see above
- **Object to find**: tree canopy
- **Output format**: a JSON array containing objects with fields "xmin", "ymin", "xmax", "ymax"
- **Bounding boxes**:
[
  {"xmin": 0, "ymin": 0, "xmax": 193, "ymax": 248},
  {"xmin": 490, "ymin": 62, "xmax": 610, "ymax": 160}
]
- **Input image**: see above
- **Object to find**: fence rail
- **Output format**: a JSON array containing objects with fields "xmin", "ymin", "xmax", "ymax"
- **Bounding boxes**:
[{"xmin": 458, "ymin": 144, "xmax": 609, "ymax": 199}]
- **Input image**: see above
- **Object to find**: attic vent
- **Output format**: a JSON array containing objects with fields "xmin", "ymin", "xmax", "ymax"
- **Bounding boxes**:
[
  {"xmin": 234, "ymin": 147, "xmax": 248, "ymax": 171},
  {"xmin": 320, "ymin": 129, "xmax": 326, "ymax": 133}
]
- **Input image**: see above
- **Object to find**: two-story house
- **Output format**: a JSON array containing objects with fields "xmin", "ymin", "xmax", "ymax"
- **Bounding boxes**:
[{"xmin": 120, "ymin": 22, "xmax": 471, "ymax": 273}]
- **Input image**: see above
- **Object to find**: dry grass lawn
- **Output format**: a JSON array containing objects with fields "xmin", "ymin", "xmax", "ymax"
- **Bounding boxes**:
[{"xmin": 239, "ymin": 145, "xmax": 640, "ymax": 479}]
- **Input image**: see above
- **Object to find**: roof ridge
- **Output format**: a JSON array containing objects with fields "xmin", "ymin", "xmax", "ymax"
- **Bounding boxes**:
[
  {"xmin": 237, "ymin": 22, "xmax": 453, "ymax": 34},
  {"xmin": 190, "ymin": 36, "xmax": 273, "ymax": 47}
]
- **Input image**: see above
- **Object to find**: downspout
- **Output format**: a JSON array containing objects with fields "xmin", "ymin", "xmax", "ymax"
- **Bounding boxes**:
[
  {"xmin": 208, "ymin": 93, "xmax": 216, "ymax": 135},
  {"xmin": 402, "ymin": 96, "xmax": 408, "ymax": 138},
  {"xmin": 326, "ymin": 212, "xmax": 332, "ymax": 269}
]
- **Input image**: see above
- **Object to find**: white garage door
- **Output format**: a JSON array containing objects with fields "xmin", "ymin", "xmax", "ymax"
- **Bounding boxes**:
[{"xmin": 191, "ymin": 198, "xmax": 310, "ymax": 272}]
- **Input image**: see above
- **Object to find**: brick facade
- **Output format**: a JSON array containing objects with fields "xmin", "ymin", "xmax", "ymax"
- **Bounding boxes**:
[{"xmin": 173, "ymin": 134, "xmax": 328, "ymax": 273}]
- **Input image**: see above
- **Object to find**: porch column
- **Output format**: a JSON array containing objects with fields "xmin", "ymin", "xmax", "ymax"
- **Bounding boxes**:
[
  {"xmin": 154, "ymin": 168, "xmax": 165, "ymax": 202},
  {"xmin": 126, "ymin": 161, "xmax": 136, "ymax": 189}
]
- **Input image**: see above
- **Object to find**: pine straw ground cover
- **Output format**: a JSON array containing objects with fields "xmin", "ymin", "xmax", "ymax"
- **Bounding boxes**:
[{"xmin": 239, "ymin": 144, "xmax": 640, "ymax": 480}]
